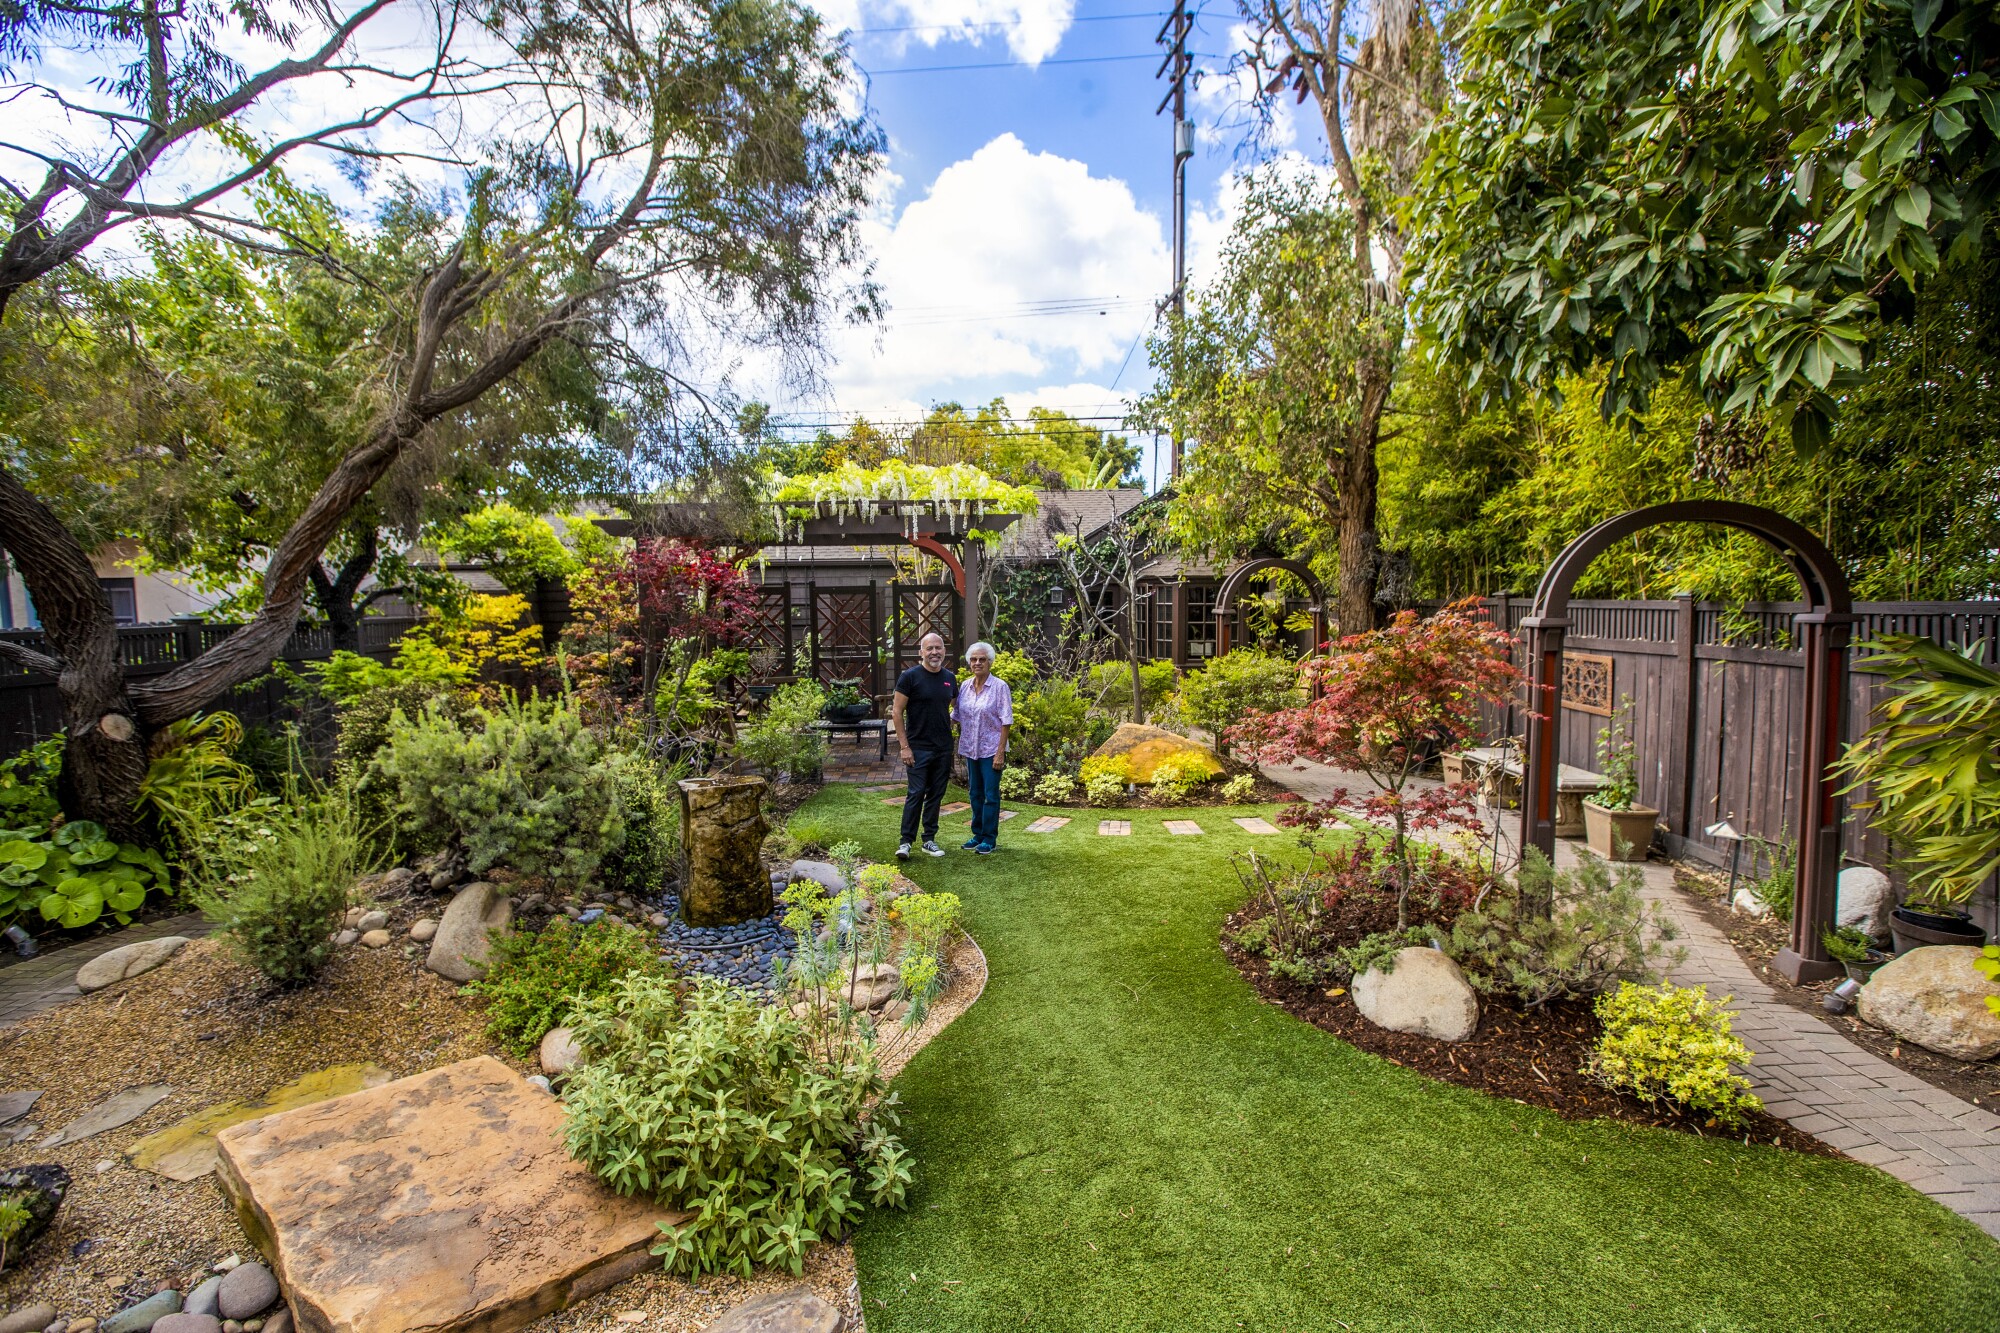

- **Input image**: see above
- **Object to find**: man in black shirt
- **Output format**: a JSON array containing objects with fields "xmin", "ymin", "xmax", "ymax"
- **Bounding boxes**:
[{"xmin": 893, "ymin": 631, "xmax": 957, "ymax": 859}]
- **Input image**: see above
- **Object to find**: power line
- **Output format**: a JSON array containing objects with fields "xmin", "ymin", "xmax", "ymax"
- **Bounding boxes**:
[
  {"xmin": 857, "ymin": 10, "xmax": 1166, "ymax": 35},
  {"xmin": 861, "ymin": 50, "xmax": 1222, "ymax": 76}
]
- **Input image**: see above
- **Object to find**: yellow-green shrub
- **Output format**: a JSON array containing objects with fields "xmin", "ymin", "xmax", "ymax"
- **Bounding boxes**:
[
  {"xmin": 1585, "ymin": 982, "xmax": 1761, "ymax": 1127},
  {"xmin": 1080, "ymin": 754, "xmax": 1133, "ymax": 784},
  {"xmin": 1149, "ymin": 754, "xmax": 1214, "ymax": 805}
]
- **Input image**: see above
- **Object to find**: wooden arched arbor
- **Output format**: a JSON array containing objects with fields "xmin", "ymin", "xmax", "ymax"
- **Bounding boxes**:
[
  {"xmin": 1215, "ymin": 558, "xmax": 1328, "ymax": 655},
  {"xmin": 1519, "ymin": 501, "xmax": 1854, "ymax": 984}
]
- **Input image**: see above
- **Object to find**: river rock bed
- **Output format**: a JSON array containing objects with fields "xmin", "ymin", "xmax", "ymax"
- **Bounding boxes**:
[{"xmin": 652, "ymin": 873, "xmax": 793, "ymax": 993}]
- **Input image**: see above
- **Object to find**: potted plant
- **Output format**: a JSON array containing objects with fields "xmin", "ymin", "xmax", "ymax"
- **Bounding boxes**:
[
  {"xmin": 1582, "ymin": 697, "xmax": 1659, "ymax": 862},
  {"xmin": 1821, "ymin": 925, "xmax": 1892, "ymax": 983},
  {"xmin": 1832, "ymin": 636, "xmax": 1996, "ymax": 953},
  {"xmin": 820, "ymin": 678, "xmax": 872, "ymax": 724}
]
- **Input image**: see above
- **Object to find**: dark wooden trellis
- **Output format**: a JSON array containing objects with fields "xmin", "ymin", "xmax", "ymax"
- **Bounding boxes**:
[
  {"xmin": 889, "ymin": 580, "xmax": 961, "ymax": 681},
  {"xmin": 1518, "ymin": 501, "xmax": 1854, "ymax": 983},
  {"xmin": 809, "ymin": 581, "xmax": 880, "ymax": 695}
]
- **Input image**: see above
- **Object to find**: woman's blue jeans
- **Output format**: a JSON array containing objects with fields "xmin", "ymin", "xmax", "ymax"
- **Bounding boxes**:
[{"xmin": 964, "ymin": 755, "xmax": 1001, "ymax": 846}]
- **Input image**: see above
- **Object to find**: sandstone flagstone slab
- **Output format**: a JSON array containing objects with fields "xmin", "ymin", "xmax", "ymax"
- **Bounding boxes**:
[
  {"xmin": 939, "ymin": 801, "xmax": 970, "ymax": 815},
  {"xmin": 215, "ymin": 1056, "xmax": 680, "ymax": 1333},
  {"xmin": 880, "ymin": 797, "xmax": 906, "ymax": 806},
  {"xmin": 1097, "ymin": 820, "xmax": 1130, "ymax": 836},
  {"xmin": 0, "ymin": 1089, "xmax": 41, "ymax": 1124},
  {"xmin": 1024, "ymin": 817, "xmax": 1070, "ymax": 833},
  {"xmin": 1232, "ymin": 817, "xmax": 1280, "ymax": 835},
  {"xmin": 1163, "ymin": 820, "xmax": 1205, "ymax": 836},
  {"xmin": 127, "ymin": 1064, "xmax": 393, "ymax": 1182}
]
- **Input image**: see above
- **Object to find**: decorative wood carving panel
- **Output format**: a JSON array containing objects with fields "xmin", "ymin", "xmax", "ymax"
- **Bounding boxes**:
[{"xmin": 1562, "ymin": 652, "xmax": 1614, "ymax": 716}]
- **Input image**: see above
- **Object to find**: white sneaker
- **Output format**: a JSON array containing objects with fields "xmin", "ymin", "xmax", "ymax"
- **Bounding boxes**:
[
  {"xmin": 923, "ymin": 840, "xmax": 946, "ymax": 857},
  {"xmin": 896, "ymin": 842, "xmax": 911, "ymax": 861}
]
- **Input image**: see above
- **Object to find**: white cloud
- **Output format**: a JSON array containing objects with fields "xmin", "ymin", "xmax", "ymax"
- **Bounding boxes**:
[
  {"xmin": 812, "ymin": 0, "xmax": 1076, "ymax": 66},
  {"xmin": 820, "ymin": 133, "xmax": 1167, "ymax": 411}
]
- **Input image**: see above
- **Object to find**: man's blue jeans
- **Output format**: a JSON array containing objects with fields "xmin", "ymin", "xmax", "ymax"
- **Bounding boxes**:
[{"xmin": 964, "ymin": 755, "xmax": 1000, "ymax": 846}]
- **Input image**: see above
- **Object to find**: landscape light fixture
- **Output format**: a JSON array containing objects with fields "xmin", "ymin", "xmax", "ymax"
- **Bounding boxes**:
[
  {"xmin": 4, "ymin": 924, "xmax": 35, "ymax": 958},
  {"xmin": 1707, "ymin": 817, "xmax": 1746, "ymax": 899}
]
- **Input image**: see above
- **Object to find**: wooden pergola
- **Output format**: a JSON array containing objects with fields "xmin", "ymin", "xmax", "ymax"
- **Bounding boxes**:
[{"xmin": 596, "ymin": 500, "xmax": 1026, "ymax": 644}]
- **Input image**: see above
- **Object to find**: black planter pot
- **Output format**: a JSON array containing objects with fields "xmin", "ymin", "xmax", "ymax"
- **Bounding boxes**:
[
  {"xmin": 1889, "ymin": 906, "xmax": 1988, "ymax": 954},
  {"xmin": 822, "ymin": 701, "xmax": 873, "ymax": 724}
]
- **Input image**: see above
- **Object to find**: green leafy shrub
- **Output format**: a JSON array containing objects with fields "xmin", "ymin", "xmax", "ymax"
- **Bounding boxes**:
[
  {"xmin": 989, "ymin": 650, "xmax": 1038, "ymax": 691},
  {"xmin": 1446, "ymin": 850, "xmax": 1675, "ymax": 1010},
  {"xmin": 1012, "ymin": 679, "xmax": 1091, "ymax": 771},
  {"xmin": 464, "ymin": 917, "xmax": 668, "ymax": 1058},
  {"xmin": 139, "ymin": 711, "xmax": 259, "ymax": 836},
  {"xmin": 1592, "ymin": 695, "xmax": 1640, "ymax": 811},
  {"xmin": 602, "ymin": 753, "xmax": 684, "ymax": 897},
  {"xmin": 562, "ymin": 974, "xmax": 911, "ymax": 1278},
  {"xmin": 1034, "ymin": 771, "xmax": 1077, "ymax": 803},
  {"xmin": 0, "ymin": 1189, "xmax": 33, "ymax": 1272},
  {"xmin": 1744, "ymin": 836, "xmax": 1795, "ymax": 922},
  {"xmin": 189, "ymin": 791, "xmax": 372, "ymax": 985},
  {"xmin": 373, "ymin": 697, "xmax": 629, "ymax": 886},
  {"xmin": 1085, "ymin": 658, "xmax": 1178, "ymax": 718},
  {"xmin": 1975, "ymin": 945, "xmax": 1999, "ymax": 1019},
  {"xmin": 0, "ymin": 821, "xmax": 169, "ymax": 932},
  {"xmin": 0, "ymin": 737, "xmax": 62, "ymax": 829},
  {"xmin": 1084, "ymin": 770, "xmax": 1125, "ymax": 806},
  {"xmin": 1220, "ymin": 773, "xmax": 1258, "ymax": 803},
  {"xmin": 737, "ymin": 679, "xmax": 828, "ymax": 781},
  {"xmin": 999, "ymin": 766, "xmax": 1035, "ymax": 800},
  {"xmin": 1079, "ymin": 754, "xmax": 1132, "ymax": 784},
  {"xmin": 1585, "ymin": 982, "xmax": 1762, "ymax": 1128},
  {"xmin": 1171, "ymin": 650, "xmax": 1298, "ymax": 753},
  {"xmin": 1149, "ymin": 754, "xmax": 1213, "ymax": 805}
]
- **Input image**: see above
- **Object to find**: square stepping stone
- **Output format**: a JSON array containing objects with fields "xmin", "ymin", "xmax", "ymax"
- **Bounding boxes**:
[
  {"xmin": 881, "ymin": 796, "xmax": 907, "ymax": 805},
  {"xmin": 998, "ymin": 809, "xmax": 1017, "ymax": 821},
  {"xmin": 1232, "ymin": 817, "xmax": 1280, "ymax": 835},
  {"xmin": 1098, "ymin": 820, "xmax": 1130, "ymax": 836},
  {"xmin": 1163, "ymin": 820, "xmax": 1205, "ymax": 836},
  {"xmin": 939, "ymin": 801, "xmax": 971, "ymax": 815},
  {"xmin": 216, "ymin": 1056, "xmax": 679, "ymax": 1333},
  {"xmin": 1025, "ymin": 816, "xmax": 1070, "ymax": 833}
]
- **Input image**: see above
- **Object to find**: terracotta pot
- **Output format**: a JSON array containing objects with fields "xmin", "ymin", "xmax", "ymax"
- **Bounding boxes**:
[{"xmin": 1582, "ymin": 800, "xmax": 1660, "ymax": 862}]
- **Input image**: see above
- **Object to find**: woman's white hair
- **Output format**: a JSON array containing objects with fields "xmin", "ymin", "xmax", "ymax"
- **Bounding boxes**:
[{"xmin": 965, "ymin": 640, "xmax": 997, "ymax": 663}]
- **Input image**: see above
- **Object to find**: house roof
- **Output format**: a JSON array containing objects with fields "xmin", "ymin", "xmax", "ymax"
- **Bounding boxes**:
[{"xmin": 996, "ymin": 488, "xmax": 1147, "ymax": 562}]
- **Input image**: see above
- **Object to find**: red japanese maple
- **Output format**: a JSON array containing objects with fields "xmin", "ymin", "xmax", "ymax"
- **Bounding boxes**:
[{"xmin": 1229, "ymin": 598, "xmax": 1520, "ymax": 925}]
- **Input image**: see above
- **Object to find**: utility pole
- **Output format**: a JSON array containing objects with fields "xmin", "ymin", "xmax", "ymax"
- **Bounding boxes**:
[{"xmin": 1155, "ymin": 2, "xmax": 1193, "ymax": 480}]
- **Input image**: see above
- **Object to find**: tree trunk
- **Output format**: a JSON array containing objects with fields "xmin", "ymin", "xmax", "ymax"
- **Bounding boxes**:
[
  {"xmin": 1335, "ymin": 362, "xmax": 1390, "ymax": 637},
  {"xmin": 0, "ymin": 466, "xmax": 153, "ymax": 839},
  {"xmin": 308, "ymin": 522, "xmax": 381, "ymax": 653}
]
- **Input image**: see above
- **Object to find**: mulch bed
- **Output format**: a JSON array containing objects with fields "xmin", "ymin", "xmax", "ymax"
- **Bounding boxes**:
[
  {"xmin": 1670, "ymin": 866, "xmax": 2000, "ymax": 1115},
  {"xmin": 1029, "ymin": 768, "xmax": 1303, "ymax": 810},
  {"xmin": 1221, "ymin": 897, "xmax": 1836, "ymax": 1157}
]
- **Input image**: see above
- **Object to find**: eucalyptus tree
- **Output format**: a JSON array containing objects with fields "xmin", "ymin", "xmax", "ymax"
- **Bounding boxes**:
[
  {"xmin": 1133, "ymin": 170, "xmax": 1397, "ymax": 632},
  {"xmin": 1406, "ymin": 0, "xmax": 2000, "ymax": 450},
  {"xmin": 0, "ymin": 0, "xmax": 881, "ymax": 834},
  {"xmin": 1146, "ymin": 0, "xmax": 1446, "ymax": 632}
]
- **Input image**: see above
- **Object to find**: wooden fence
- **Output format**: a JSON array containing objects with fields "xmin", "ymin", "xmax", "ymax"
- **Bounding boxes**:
[
  {"xmin": 0, "ymin": 616, "xmax": 422, "ymax": 757},
  {"xmin": 1431, "ymin": 595, "xmax": 2000, "ymax": 936}
]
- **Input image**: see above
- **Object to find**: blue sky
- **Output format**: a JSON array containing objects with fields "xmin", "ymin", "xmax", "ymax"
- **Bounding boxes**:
[{"xmin": 791, "ymin": 1, "xmax": 1329, "ymax": 486}]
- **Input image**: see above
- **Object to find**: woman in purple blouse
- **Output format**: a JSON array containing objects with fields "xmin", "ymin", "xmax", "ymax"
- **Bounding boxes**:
[{"xmin": 954, "ymin": 640, "xmax": 1013, "ymax": 855}]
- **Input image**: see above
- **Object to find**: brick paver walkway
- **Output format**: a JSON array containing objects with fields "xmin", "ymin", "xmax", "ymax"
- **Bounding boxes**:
[
  {"xmin": 0, "ymin": 912, "xmax": 212, "ymax": 1029},
  {"xmin": 1264, "ymin": 758, "xmax": 2000, "ymax": 1239}
]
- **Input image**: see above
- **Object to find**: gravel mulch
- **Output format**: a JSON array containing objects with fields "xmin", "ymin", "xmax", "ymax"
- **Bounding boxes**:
[
  {"xmin": 1221, "ymin": 899, "xmax": 1836, "ymax": 1157},
  {"xmin": 1, "ymin": 893, "xmax": 988, "ymax": 1333},
  {"xmin": 1670, "ymin": 866, "xmax": 2000, "ymax": 1115}
]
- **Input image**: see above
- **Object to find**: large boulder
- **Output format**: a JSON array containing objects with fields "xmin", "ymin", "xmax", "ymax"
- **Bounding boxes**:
[
  {"xmin": 789, "ymin": 859, "xmax": 848, "ymax": 895},
  {"xmin": 1836, "ymin": 865, "xmax": 1897, "ymax": 940},
  {"xmin": 678, "ymin": 776, "xmax": 771, "ymax": 927},
  {"xmin": 1859, "ymin": 945, "xmax": 2000, "ymax": 1061},
  {"xmin": 1089, "ymin": 724, "xmax": 1223, "ymax": 783},
  {"xmin": 426, "ymin": 881, "xmax": 512, "ymax": 982},
  {"xmin": 1352, "ymin": 947, "xmax": 1480, "ymax": 1043},
  {"xmin": 75, "ymin": 936, "xmax": 190, "ymax": 992}
]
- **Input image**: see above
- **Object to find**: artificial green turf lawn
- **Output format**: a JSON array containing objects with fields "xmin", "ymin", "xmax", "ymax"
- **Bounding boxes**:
[{"xmin": 807, "ymin": 784, "xmax": 2000, "ymax": 1332}]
